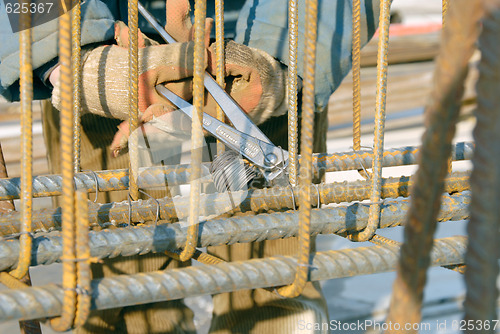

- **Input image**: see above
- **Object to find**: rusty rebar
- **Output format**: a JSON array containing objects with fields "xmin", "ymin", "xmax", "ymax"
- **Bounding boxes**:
[
  {"xmin": 0, "ymin": 142, "xmax": 474, "ymax": 201},
  {"xmin": 0, "ymin": 191, "xmax": 470, "ymax": 272},
  {"xmin": 463, "ymin": 0, "xmax": 500, "ymax": 327},
  {"xmin": 349, "ymin": 0, "xmax": 391, "ymax": 242},
  {"xmin": 0, "ymin": 171, "xmax": 470, "ymax": 235},
  {"xmin": 385, "ymin": 0, "xmax": 483, "ymax": 330},
  {"xmin": 0, "ymin": 236, "xmax": 468, "ymax": 322},
  {"xmin": 10, "ymin": 0, "xmax": 33, "ymax": 281},
  {"xmin": 180, "ymin": 0, "xmax": 206, "ymax": 262},
  {"xmin": 128, "ymin": 0, "xmax": 139, "ymax": 201},
  {"xmin": 73, "ymin": 191, "xmax": 91, "ymax": 328},
  {"xmin": 50, "ymin": 3, "xmax": 76, "ymax": 331},
  {"xmin": 215, "ymin": 0, "xmax": 225, "ymax": 156},
  {"xmin": 287, "ymin": 0, "xmax": 299, "ymax": 186},
  {"xmin": 352, "ymin": 0, "xmax": 362, "ymax": 151},
  {"xmin": 72, "ymin": 0, "xmax": 81, "ymax": 173},
  {"xmin": 276, "ymin": 0, "xmax": 318, "ymax": 298}
]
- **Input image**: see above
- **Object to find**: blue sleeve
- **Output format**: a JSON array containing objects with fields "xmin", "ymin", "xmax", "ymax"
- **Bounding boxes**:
[
  {"xmin": 0, "ymin": 0, "xmax": 117, "ymax": 101},
  {"xmin": 234, "ymin": 0, "xmax": 379, "ymax": 111}
]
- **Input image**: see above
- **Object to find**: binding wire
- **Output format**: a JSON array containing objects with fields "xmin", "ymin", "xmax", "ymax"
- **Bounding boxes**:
[{"xmin": 210, "ymin": 150, "xmax": 258, "ymax": 193}]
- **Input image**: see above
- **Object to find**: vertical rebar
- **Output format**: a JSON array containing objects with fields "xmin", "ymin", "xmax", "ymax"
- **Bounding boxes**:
[
  {"xmin": 349, "ymin": 0, "xmax": 391, "ymax": 242},
  {"xmin": 352, "ymin": 0, "xmax": 362, "ymax": 151},
  {"xmin": 385, "ymin": 0, "xmax": 482, "ymax": 330},
  {"xmin": 276, "ymin": 0, "xmax": 318, "ymax": 298},
  {"xmin": 179, "ymin": 0, "xmax": 206, "ymax": 262},
  {"xmin": 73, "ymin": 191, "xmax": 91, "ymax": 327},
  {"xmin": 128, "ymin": 0, "xmax": 139, "ymax": 200},
  {"xmin": 50, "ymin": 4, "xmax": 76, "ymax": 331},
  {"xmin": 215, "ymin": 0, "xmax": 226, "ymax": 156},
  {"xmin": 442, "ymin": 0, "xmax": 449, "ymax": 25},
  {"xmin": 463, "ymin": 0, "xmax": 500, "ymax": 327},
  {"xmin": 10, "ymin": 0, "xmax": 33, "ymax": 280},
  {"xmin": 72, "ymin": 0, "xmax": 81, "ymax": 173},
  {"xmin": 287, "ymin": 0, "xmax": 299, "ymax": 186}
]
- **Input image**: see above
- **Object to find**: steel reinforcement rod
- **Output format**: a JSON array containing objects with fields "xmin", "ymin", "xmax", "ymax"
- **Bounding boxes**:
[
  {"xmin": 0, "ymin": 170, "xmax": 470, "ymax": 236},
  {"xmin": 0, "ymin": 142, "xmax": 474, "ymax": 201},
  {"xmin": 0, "ymin": 236, "xmax": 468, "ymax": 322},
  {"xmin": 0, "ymin": 192, "xmax": 470, "ymax": 272}
]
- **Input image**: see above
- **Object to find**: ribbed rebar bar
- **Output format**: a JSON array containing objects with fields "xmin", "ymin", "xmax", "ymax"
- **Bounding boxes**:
[
  {"xmin": 352, "ymin": 0, "xmax": 362, "ymax": 151},
  {"xmin": 0, "ymin": 142, "xmax": 474, "ymax": 201},
  {"xmin": 0, "ymin": 144, "xmax": 14, "ymax": 213},
  {"xmin": 128, "ymin": 0, "xmax": 139, "ymax": 201},
  {"xmin": 385, "ymin": 1, "xmax": 483, "ymax": 331},
  {"xmin": 276, "ymin": 0, "xmax": 318, "ymax": 298},
  {"xmin": 215, "ymin": 0, "xmax": 225, "ymax": 156},
  {"xmin": 50, "ymin": 3, "xmax": 76, "ymax": 331},
  {"xmin": 463, "ymin": 0, "xmax": 500, "ymax": 327},
  {"xmin": 73, "ymin": 191, "xmax": 91, "ymax": 328},
  {"xmin": 287, "ymin": 0, "xmax": 299, "ymax": 186},
  {"xmin": 10, "ymin": 0, "xmax": 33, "ymax": 281},
  {"xmin": 0, "ymin": 171, "xmax": 470, "ymax": 235},
  {"xmin": 0, "ymin": 236, "xmax": 468, "ymax": 322},
  {"xmin": 72, "ymin": 0, "xmax": 81, "ymax": 173},
  {"xmin": 442, "ymin": 0, "xmax": 449, "ymax": 25},
  {"xmin": 349, "ymin": 0, "xmax": 391, "ymax": 242},
  {"xmin": 0, "ymin": 191, "xmax": 470, "ymax": 272},
  {"xmin": 180, "ymin": 0, "xmax": 206, "ymax": 262}
]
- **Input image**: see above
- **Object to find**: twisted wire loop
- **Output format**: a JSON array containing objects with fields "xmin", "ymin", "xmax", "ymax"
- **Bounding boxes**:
[
  {"xmin": 0, "ymin": 170, "xmax": 470, "ymax": 235},
  {"xmin": 215, "ymin": 0, "xmax": 226, "ymax": 156},
  {"xmin": 50, "ymin": 3, "xmax": 77, "ymax": 331},
  {"xmin": 180, "ymin": 0, "xmax": 207, "ymax": 262},
  {"xmin": 0, "ymin": 237, "xmax": 468, "ymax": 322},
  {"xmin": 128, "ymin": 0, "xmax": 139, "ymax": 200},
  {"xmin": 10, "ymin": 0, "xmax": 33, "ymax": 281},
  {"xmin": 72, "ymin": 0, "xmax": 82, "ymax": 173},
  {"xmin": 287, "ymin": 0, "xmax": 299, "ymax": 186},
  {"xmin": 463, "ymin": 0, "xmax": 500, "ymax": 325},
  {"xmin": 384, "ymin": 0, "xmax": 483, "ymax": 331},
  {"xmin": 352, "ymin": 0, "xmax": 362, "ymax": 151},
  {"xmin": 73, "ymin": 191, "xmax": 91, "ymax": 327},
  {"xmin": 349, "ymin": 0, "xmax": 391, "ymax": 242},
  {"xmin": 276, "ymin": 0, "xmax": 318, "ymax": 298}
]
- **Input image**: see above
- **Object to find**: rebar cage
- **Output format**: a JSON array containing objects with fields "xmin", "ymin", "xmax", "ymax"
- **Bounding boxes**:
[{"xmin": 0, "ymin": 0, "xmax": 498, "ymax": 332}]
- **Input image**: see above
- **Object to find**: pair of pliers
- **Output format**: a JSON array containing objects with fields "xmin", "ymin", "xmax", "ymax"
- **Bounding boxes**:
[{"xmin": 138, "ymin": 2, "xmax": 289, "ymax": 183}]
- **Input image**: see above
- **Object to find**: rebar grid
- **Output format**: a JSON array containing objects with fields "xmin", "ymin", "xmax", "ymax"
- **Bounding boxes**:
[
  {"xmin": 0, "ymin": 236, "xmax": 468, "ymax": 323},
  {"xmin": 463, "ymin": 1, "xmax": 500, "ymax": 326},
  {"xmin": 0, "ymin": 142, "xmax": 474, "ymax": 201},
  {"xmin": 0, "ymin": 171, "xmax": 469, "ymax": 235},
  {"xmin": 181, "ymin": 0, "xmax": 207, "ymax": 262},
  {"xmin": 287, "ymin": 0, "xmax": 299, "ymax": 186},
  {"xmin": 385, "ymin": 0, "xmax": 484, "ymax": 330},
  {"xmin": 49, "ymin": 4, "xmax": 76, "ymax": 331},
  {"xmin": 0, "ymin": 191, "xmax": 470, "ymax": 272}
]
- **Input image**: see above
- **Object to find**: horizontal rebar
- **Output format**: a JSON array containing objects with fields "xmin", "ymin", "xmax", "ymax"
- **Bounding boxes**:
[
  {"xmin": 0, "ymin": 142, "xmax": 473, "ymax": 201},
  {"xmin": 0, "ymin": 171, "xmax": 470, "ymax": 236},
  {"xmin": 0, "ymin": 192, "xmax": 470, "ymax": 271},
  {"xmin": 0, "ymin": 236, "xmax": 467, "ymax": 322}
]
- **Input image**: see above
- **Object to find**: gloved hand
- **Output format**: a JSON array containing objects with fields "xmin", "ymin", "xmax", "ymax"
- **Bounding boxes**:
[{"xmin": 205, "ymin": 40, "xmax": 289, "ymax": 125}]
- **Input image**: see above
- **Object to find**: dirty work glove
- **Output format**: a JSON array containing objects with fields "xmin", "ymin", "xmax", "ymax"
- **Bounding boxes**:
[{"xmin": 205, "ymin": 40, "xmax": 289, "ymax": 125}]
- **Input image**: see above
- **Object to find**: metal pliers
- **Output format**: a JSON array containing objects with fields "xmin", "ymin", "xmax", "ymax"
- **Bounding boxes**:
[{"xmin": 139, "ymin": 2, "xmax": 289, "ymax": 183}]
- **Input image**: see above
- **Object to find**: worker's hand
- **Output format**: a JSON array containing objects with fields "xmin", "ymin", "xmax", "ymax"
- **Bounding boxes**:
[{"xmin": 205, "ymin": 40, "xmax": 289, "ymax": 125}]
